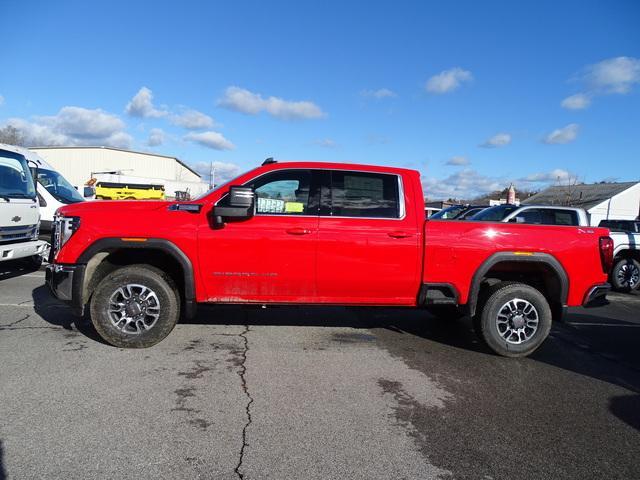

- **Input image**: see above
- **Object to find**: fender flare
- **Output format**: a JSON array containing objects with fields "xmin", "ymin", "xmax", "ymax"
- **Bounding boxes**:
[
  {"xmin": 467, "ymin": 252, "xmax": 569, "ymax": 317},
  {"xmin": 77, "ymin": 238, "xmax": 197, "ymax": 319}
]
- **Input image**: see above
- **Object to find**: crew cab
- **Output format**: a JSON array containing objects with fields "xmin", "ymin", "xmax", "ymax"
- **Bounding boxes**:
[{"xmin": 46, "ymin": 160, "xmax": 613, "ymax": 357}]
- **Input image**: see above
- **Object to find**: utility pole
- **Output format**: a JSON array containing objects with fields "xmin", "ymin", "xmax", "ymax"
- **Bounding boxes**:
[{"xmin": 208, "ymin": 161, "xmax": 216, "ymax": 189}]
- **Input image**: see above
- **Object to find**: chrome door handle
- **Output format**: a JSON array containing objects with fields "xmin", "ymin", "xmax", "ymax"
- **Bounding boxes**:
[{"xmin": 286, "ymin": 228, "xmax": 313, "ymax": 235}]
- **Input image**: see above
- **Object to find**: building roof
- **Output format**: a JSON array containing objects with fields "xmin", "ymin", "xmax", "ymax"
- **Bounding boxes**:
[
  {"xmin": 30, "ymin": 145, "xmax": 201, "ymax": 179},
  {"xmin": 522, "ymin": 181, "xmax": 639, "ymax": 210}
]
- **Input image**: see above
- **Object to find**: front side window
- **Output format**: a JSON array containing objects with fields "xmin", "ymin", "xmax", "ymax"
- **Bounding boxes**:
[
  {"xmin": 37, "ymin": 168, "xmax": 84, "ymax": 204},
  {"xmin": 249, "ymin": 170, "xmax": 312, "ymax": 215},
  {"xmin": 517, "ymin": 209, "xmax": 543, "ymax": 224},
  {"xmin": 329, "ymin": 171, "xmax": 400, "ymax": 218},
  {"xmin": 0, "ymin": 150, "xmax": 36, "ymax": 199}
]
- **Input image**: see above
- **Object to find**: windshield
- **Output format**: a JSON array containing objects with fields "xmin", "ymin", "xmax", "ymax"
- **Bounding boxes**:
[
  {"xmin": 37, "ymin": 168, "xmax": 85, "ymax": 204},
  {"xmin": 470, "ymin": 205, "xmax": 519, "ymax": 221},
  {"xmin": 0, "ymin": 150, "xmax": 37, "ymax": 200},
  {"xmin": 429, "ymin": 205, "xmax": 465, "ymax": 219}
]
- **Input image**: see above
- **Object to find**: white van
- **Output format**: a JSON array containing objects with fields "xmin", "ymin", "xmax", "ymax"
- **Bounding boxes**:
[
  {"xmin": 31, "ymin": 155, "xmax": 85, "ymax": 232},
  {"xmin": 0, "ymin": 144, "xmax": 48, "ymax": 267}
]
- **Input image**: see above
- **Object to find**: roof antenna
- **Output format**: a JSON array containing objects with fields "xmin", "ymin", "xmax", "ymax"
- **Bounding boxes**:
[{"xmin": 262, "ymin": 157, "xmax": 276, "ymax": 166}]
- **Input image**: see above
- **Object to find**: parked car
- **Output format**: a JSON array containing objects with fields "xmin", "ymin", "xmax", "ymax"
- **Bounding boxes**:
[
  {"xmin": 33, "ymin": 156, "xmax": 85, "ymax": 232},
  {"xmin": 430, "ymin": 204, "xmax": 487, "ymax": 220},
  {"xmin": 469, "ymin": 204, "xmax": 589, "ymax": 226},
  {"xmin": 456, "ymin": 206, "xmax": 487, "ymax": 220},
  {"xmin": 598, "ymin": 219, "xmax": 640, "ymax": 291},
  {"xmin": 47, "ymin": 160, "xmax": 612, "ymax": 357}
]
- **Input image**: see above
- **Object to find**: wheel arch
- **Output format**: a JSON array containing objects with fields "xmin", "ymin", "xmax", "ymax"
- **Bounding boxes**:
[
  {"xmin": 467, "ymin": 252, "xmax": 569, "ymax": 318},
  {"xmin": 77, "ymin": 238, "xmax": 197, "ymax": 319}
]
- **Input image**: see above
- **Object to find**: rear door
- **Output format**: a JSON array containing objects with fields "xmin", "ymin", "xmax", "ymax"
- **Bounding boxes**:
[{"xmin": 315, "ymin": 170, "xmax": 421, "ymax": 304}]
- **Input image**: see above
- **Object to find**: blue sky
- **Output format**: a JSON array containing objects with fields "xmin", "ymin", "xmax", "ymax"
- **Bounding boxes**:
[{"xmin": 1, "ymin": 0, "xmax": 639, "ymax": 200}]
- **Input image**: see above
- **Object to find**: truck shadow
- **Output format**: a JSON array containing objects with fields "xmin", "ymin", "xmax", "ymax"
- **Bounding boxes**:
[
  {"xmin": 0, "ymin": 261, "xmax": 42, "ymax": 282},
  {"xmin": 0, "ymin": 440, "xmax": 6, "ymax": 480}
]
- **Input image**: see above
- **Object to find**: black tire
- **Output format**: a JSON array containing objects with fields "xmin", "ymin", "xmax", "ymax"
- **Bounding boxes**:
[
  {"xmin": 610, "ymin": 258, "xmax": 640, "ymax": 292},
  {"xmin": 90, "ymin": 264, "xmax": 180, "ymax": 348},
  {"xmin": 473, "ymin": 282, "xmax": 552, "ymax": 358},
  {"xmin": 21, "ymin": 254, "xmax": 43, "ymax": 270}
]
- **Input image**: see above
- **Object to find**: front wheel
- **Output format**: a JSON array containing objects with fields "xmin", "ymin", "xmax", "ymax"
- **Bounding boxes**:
[
  {"xmin": 611, "ymin": 258, "xmax": 640, "ymax": 292},
  {"xmin": 90, "ymin": 264, "xmax": 180, "ymax": 348},
  {"xmin": 473, "ymin": 282, "xmax": 552, "ymax": 358}
]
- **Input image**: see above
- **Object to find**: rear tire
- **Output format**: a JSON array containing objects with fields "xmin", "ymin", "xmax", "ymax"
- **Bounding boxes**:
[
  {"xmin": 90, "ymin": 264, "xmax": 180, "ymax": 348},
  {"xmin": 473, "ymin": 282, "xmax": 552, "ymax": 358},
  {"xmin": 611, "ymin": 258, "xmax": 640, "ymax": 292}
]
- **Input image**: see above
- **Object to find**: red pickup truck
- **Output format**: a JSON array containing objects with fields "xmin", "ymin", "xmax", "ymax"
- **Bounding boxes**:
[{"xmin": 46, "ymin": 160, "xmax": 613, "ymax": 357}]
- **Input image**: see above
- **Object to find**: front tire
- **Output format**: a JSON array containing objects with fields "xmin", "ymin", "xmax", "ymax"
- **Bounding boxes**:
[
  {"xmin": 90, "ymin": 264, "xmax": 180, "ymax": 348},
  {"xmin": 473, "ymin": 282, "xmax": 552, "ymax": 358},
  {"xmin": 22, "ymin": 254, "xmax": 43, "ymax": 270},
  {"xmin": 611, "ymin": 258, "xmax": 640, "ymax": 292}
]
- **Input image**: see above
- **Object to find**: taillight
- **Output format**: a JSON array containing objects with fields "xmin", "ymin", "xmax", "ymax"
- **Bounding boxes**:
[{"xmin": 599, "ymin": 236, "xmax": 614, "ymax": 274}]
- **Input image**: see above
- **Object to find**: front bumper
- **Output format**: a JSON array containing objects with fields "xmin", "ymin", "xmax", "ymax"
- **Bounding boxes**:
[
  {"xmin": 46, "ymin": 263, "xmax": 86, "ymax": 315},
  {"xmin": 582, "ymin": 283, "xmax": 610, "ymax": 308},
  {"xmin": 0, "ymin": 239, "xmax": 47, "ymax": 262}
]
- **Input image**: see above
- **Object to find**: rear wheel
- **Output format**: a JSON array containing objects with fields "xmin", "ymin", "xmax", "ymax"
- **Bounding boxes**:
[
  {"xmin": 473, "ymin": 282, "xmax": 552, "ymax": 358},
  {"xmin": 611, "ymin": 258, "xmax": 640, "ymax": 292},
  {"xmin": 90, "ymin": 264, "xmax": 180, "ymax": 348}
]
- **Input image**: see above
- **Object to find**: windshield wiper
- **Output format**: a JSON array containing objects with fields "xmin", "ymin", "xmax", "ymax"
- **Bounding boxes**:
[{"xmin": 1, "ymin": 192, "xmax": 36, "ymax": 199}]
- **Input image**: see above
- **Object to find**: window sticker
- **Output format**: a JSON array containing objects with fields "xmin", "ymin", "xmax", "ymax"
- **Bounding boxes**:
[
  {"xmin": 257, "ymin": 197, "xmax": 286, "ymax": 213},
  {"xmin": 284, "ymin": 202, "xmax": 304, "ymax": 213}
]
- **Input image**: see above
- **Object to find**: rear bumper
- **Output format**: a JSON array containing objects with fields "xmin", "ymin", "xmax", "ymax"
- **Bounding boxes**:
[
  {"xmin": 582, "ymin": 283, "xmax": 610, "ymax": 308},
  {"xmin": 0, "ymin": 239, "xmax": 47, "ymax": 262},
  {"xmin": 46, "ymin": 263, "xmax": 86, "ymax": 315}
]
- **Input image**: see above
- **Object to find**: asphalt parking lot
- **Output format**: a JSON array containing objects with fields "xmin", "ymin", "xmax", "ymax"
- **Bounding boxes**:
[{"xmin": 1, "ymin": 263, "xmax": 639, "ymax": 480}]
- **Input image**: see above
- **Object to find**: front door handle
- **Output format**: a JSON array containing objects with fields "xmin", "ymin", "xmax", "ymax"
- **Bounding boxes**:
[
  {"xmin": 286, "ymin": 227, "xmax": 313, "ymax": 235},
  {"xmin": 388, "ymin": 231, "xmax": 412, "ymax": 239}
]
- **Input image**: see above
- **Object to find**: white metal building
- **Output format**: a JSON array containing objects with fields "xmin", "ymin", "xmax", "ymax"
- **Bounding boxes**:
[
  {"xmin": 30, "ymin": 146, "xmax": 209, "ymax": 198},
  {"xmin": 522, "ymin": 181, "xmax": 640, "ymax": 226}
]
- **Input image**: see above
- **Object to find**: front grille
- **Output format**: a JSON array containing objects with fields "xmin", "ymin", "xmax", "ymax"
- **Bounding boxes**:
[{"xmin": 0, "ymin": 224, "xmax": 38, "ymax": 244}]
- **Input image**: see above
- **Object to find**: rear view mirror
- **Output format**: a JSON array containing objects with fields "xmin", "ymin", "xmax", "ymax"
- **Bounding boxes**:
[{"xmin": 212, "ymin": 186, "xmax": 255, "ymax": 227}]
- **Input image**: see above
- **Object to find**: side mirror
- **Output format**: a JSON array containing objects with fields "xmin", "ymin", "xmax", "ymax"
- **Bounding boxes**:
[{"xmin": 212, "ymin": 186, "xmax": 255, "ymax": 227}]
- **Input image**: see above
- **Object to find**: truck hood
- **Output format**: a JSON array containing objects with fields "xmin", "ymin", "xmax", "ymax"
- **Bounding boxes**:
[{"xmin": 58, "ymin": 200, "xmax": 172, "ymax": 217}]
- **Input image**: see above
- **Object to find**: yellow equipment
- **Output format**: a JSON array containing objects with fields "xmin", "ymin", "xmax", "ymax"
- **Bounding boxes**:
[{"xmin": 94, "ymin": 181, "xmax": 165, "ymax": 200}]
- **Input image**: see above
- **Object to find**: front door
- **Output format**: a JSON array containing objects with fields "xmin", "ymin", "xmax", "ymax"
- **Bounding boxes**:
[{"xmin": 198, "ymin": 169, "xmax": 319, "ymax": 302}]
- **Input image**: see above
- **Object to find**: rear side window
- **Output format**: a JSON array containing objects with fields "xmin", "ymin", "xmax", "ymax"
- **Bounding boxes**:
[
  {"xmin": 545, "ymin": 210, "xmax": 579, "ymax": 226},
  {"xmin": 329, "ymin": 171, "xmax": 400, "ymax": 218}
]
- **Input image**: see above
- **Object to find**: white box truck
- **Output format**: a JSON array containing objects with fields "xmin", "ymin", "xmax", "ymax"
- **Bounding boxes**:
[{"xmin": 0, "ymin": 144, "xmax": 48, "ymax": 268}]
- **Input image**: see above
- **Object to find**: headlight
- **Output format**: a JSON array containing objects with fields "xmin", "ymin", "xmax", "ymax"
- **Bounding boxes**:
[{"xmin": 52, "ymin": 214, "xmax": 81, "ymax": 258}]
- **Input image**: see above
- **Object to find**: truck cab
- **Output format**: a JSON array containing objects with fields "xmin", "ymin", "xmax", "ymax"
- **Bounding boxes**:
[{"xmin": 0, "ymin": 144, "xmax": 48, "ymax": 267}]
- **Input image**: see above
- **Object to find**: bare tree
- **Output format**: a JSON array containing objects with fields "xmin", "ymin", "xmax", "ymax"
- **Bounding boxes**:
[
  {"xmin": 0, "ymin": 125, "xmax": 25, "ymax": 146},
  {"xmin": 555, "ymin": 174, "xmax": 582, "ymax": 206}
]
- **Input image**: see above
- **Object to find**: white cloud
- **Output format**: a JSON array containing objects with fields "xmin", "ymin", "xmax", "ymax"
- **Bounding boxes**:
[
  {"xmin": 147, "ymin": 128, "xmax": 165, "ymax": 147},
  {"xmin": 445, "ymin": 156, "xmax": 470, "ymax": 166},
  {"xmin": 423, "ymin": 168, "xmax": 577, "ymax": 200},
  {"xmin": 125, "ymin": 87, "xmax": 168, "ymax": 118},
  {"xmin": 170, "ymin": 109, "xmax": 215, "ymax": 129},
  {"xmin": 560, "ymin": 93, "xmax": 591, "ymax": 110},
  {"xmin": 184, "ymin": 131, "xmax": 235, "ymax": 150},
  {"xmin": 190, "ymin": 160, "xmax": 242, "ymax": 186},
  {"xmin": 480, "ymin": 132, "xmax": 511, "ymax": 148},
  {"xmin": 425, "ymin": 67, "xmax": 473, "ymax": 94},
  {"xmin": 218, "ymin": 86, "xmax": 325, "ymax": 120},
  {"xmin": 423, "ymin": 169, "xmax": 502, "ymax": 200},
  {"xmin": 313, "ymin": 138, "xmax": 338, "ymax": 148},
  {"xmin": 0, "ymin": 94, "xmax": 4, "ymax": 106},
  {"xmin": 4, "ymin": 106, "xmax": 132, "ymax": 148},
  {"xmin": 584, "ymin": 56, "xmax": 640, "ymax": 94},
  {"xmin": 543, "ymin": 123, "xmax": 579, "ymax": 144},
  {"xmin": 360, "ymin": 88, "xmax": 397, "ymax": 99},
  {"xmin": 519, "ymin": 169, "xmax": 573, "ymax": 182}
]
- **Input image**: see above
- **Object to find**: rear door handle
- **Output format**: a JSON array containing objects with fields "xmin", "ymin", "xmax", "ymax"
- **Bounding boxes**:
[
  {"xmin": 388, "ymin": 231, "xmax": 412, "ymax": 238},
  {"xmin": 286, "ymin": 227, "xmax": 313, "ymax": 235}
]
